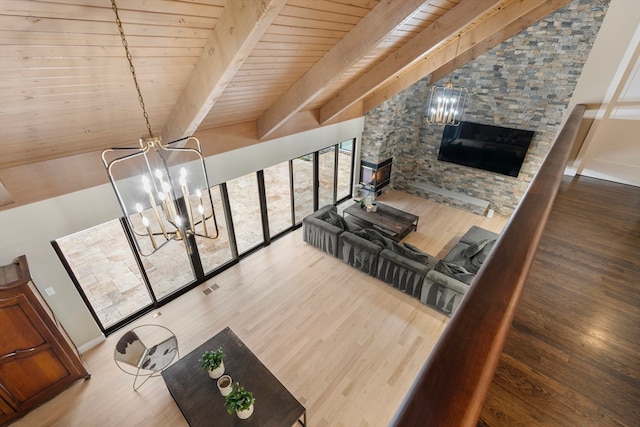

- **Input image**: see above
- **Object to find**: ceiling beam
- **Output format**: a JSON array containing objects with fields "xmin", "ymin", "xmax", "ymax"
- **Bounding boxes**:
[
  {"xmin": 363, "ymin": 0, "xmax": 573, "ymax": 113},
  {"xmin": 319, "ymin": 0, "xmax": 503, "ymax": 125},
  {"xmin": 256, "ymin": 0, "xmax": 428, "ymax": 140},
  {"xmin": 160, "ymin": 0, "xmax": 287, "ymax": 144}
]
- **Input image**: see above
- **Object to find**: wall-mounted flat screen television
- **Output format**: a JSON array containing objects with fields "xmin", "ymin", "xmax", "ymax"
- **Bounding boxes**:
[{"xmin": 438, "ymin": 121, "xmax": 534, "ymax": 177}]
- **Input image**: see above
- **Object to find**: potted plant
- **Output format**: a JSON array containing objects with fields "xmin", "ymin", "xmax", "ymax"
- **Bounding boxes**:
[
  {"xmin": 225, "ymin": 382, "xmax": 255, "ymax": 419},
  {"xmin": 199, "ymin": 347, "xmax": 225, "ymax": 379}
]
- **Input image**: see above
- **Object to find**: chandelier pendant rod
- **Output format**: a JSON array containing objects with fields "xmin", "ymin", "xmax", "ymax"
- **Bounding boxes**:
[{"xmin": 111, "ymin": 0, "xmax": 153, "ymax": 138}]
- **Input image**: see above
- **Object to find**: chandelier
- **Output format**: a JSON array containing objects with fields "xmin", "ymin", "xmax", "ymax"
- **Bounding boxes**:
[
  {"xmin": 102, "ymin": 0, "xmax": 218, "ymax": 256},
  {"xmin": 425, "ymin": 34, "xmax": 468, "ymax": 126}
]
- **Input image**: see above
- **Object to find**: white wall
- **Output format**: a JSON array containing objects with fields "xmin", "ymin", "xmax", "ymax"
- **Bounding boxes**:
[
  {"xmin": 0, "ymin": 118, "xmax": 364, "ymax": 352},
  {"xmin": 564, "ymin": 0, "xmax": 640, "ymax": 185}
]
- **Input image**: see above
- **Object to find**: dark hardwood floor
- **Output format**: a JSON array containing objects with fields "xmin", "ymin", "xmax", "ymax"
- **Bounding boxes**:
[{"xmin": 479, "ymin": 175, "xmax": 640, "ymax": 426}]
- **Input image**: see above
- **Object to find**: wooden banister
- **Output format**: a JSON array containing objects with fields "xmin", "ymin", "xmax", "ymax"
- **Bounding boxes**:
[{"xmin": 390, "ymin": 104, "xmax": 587, "ymax": 427}]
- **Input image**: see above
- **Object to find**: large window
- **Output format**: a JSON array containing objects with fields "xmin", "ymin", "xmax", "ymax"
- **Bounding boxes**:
[
  {"xmin": 53, "ymin": 139, "xmax": 357, "ymax": 334},
  {"xmin": 337, "ymin": 139, "xmax": 354, "ymax": 202},
  {"xmin": 226, "ymin": 173, "xmax": 264, "ymax": 255},
  {"xmin": 53, "ymin": 220, "xmax": 152, "ymax": 329},
  {"xmin": 193, "ymin": 185, "xmax": 233, "ymax": 275},
  {"xmin": 292, "ymin": 154, "xmax": 314, "ymax": 224},
  {"xmin": 318, "ymin": 146, "xmax": 336, "ymax": 208},
  {"xmin": 264, "ymin": 161, "xmax": 294, "ymax": 237}
]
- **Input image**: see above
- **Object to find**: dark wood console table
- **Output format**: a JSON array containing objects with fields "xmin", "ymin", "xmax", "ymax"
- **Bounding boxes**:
[
  {"xmin": 162, "ymin": 327, "xmax": 305, "ymax": 426},
  {"xmin": 343, "ymin": 202, "xmax": 418, "ymax": 241}
]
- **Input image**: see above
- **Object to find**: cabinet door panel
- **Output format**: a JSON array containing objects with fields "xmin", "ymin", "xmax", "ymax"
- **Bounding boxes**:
[
  {"xmin": 0, "ymin": 349, "xmax": 71, "ymax": 402},
  {"xmin": 0, "ymin": 294, "xmax": 46, "ymax": 355}
]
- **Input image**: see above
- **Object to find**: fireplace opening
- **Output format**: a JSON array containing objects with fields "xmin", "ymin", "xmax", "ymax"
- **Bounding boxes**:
[{"xmin": 360, "ymin": 158, "xmax": 392, "ymax": 196}]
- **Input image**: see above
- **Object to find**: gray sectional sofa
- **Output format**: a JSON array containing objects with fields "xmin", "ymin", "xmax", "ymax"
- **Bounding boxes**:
[{"xmin": 302, "ymin": 205, "xmax": 498, "ymax": 316}]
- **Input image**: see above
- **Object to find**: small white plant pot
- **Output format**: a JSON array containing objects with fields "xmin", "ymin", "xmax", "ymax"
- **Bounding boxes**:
[
  {"xmin": 236, "ymin": 404, "xmax": 254, "ymax": 419},
  {"xmin": 208, "ymin": 360, "xmax": 225, "ymax": 379},
  {"xmin": 217, "ymin": 375, "xmax": 233, "ymax": 396}
]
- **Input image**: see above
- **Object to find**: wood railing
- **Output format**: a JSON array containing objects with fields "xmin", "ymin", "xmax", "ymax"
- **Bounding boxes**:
[{"xmin": 389, "ymin": 104, "xmax": 587, "ymax": 427}]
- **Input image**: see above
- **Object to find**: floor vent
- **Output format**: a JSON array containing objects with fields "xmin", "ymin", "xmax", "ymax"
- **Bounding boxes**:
[{"xmin": 202, "ymin": 284, "xmax": 219, "ymax": 295}]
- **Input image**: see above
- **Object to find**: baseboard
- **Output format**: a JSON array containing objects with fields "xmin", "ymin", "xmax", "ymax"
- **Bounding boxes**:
[{"xmin": 77, "ymin": 334, "xmax": 107, "ymax": 354}]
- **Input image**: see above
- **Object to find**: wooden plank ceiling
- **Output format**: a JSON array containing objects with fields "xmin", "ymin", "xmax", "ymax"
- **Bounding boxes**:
[{"xmin": 0, "ymin": 0, "xmax": 568, "ymax": 207}]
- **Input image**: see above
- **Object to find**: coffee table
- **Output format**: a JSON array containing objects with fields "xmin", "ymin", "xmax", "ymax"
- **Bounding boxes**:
[
  {"xmin": 162, "ymin": 327, "xmax": 305, "ymax": 426},
  {"xmin": 343, "ymin": 202, "xmax": 418, "ymax": 241}
]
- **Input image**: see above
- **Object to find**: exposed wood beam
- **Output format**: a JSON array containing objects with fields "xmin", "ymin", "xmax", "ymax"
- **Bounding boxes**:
[
  {"xmin": 363, "ymin": 0, "xmax": 572, "ymax": 113},
  {"xmin": 319, "ymin": 0, "xmax": 502, "ymax": 124},
  {"xmin": 160, "ymin": 0, "xmax": 287, "ymax": 144},
  {"xmin": 256, "ymin": 0, "xmax": 428, "ymax": 140}
]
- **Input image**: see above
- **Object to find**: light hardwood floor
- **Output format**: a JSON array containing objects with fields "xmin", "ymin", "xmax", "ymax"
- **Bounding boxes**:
[{"xmin": 14, "ymin": 190, "xmax": 507, "ymax": 427}]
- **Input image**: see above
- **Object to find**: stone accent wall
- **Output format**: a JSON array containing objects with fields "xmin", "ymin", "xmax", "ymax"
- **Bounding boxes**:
[{"xmin": 362, "ymin": 0, "xmax": 609, "ymax": 217}]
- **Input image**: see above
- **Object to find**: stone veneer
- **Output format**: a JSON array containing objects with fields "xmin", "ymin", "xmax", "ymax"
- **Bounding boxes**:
[{"xmin": 361, "ymin": 0, "xmax": 609, "ymax": 217}]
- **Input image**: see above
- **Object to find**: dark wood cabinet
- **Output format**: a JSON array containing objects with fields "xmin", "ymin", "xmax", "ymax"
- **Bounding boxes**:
[{"xmin": 0, "ymin": 255, "xmax": 90, "ymax": 425}]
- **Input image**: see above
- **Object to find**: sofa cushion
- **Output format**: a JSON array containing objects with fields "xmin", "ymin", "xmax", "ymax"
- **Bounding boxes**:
[
  {"xmin": 426, "ymin": 269, "xmax": 470, "ymax": 295},
  {"xmin": 327, "ymin": 210, "xmax": 363, "ymax": 232},
  {"xmin": 353, "ymin": 228, "xmax": 392, "ymax": 248},
  {"xmin": 434, "ymin": 260, "xmax": 475, "ymax": 285},
  {"xmin": 326, "ymin": 210, "xmax": 346, "ymax": 228},
  {"xmin": 338, "ymin": 231, "xmax": 382, "ymax": 276},
  {"xmin": 459, "ymin": 225, "xmax": 500, "ymax": 246},
  {"xmin": 463, "ymin": 239, "xmax": 496, "ymax": 269},
  {"xmin": 391, "ymin": 241, "xmax": 430, "ymax": 264}
]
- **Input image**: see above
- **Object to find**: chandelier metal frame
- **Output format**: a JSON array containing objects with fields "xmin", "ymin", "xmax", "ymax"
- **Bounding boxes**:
[
  {"xmin": 102, "ymin": 0, "xmax": 219, "ymax": 256},
  {"xmin": 425, "ymin": 34, "xmax": 468, "ymax": 126}
]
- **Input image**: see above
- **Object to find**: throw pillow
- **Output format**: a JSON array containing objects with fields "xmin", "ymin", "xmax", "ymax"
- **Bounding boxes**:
[
  {"xmin": 353, "ymin": 228, "xmax": 390, "ymax": 247},
  {"xmin": 343, "ymin": 218, "xmax": 363, "ymax": 233},
  {"xmin": 326, "ymin": 210, "xmax": 346, "ymax": 230},
  {"xmin": 470, "ymin": 239, "xmax": 495, "ymax": 268},
  {"xmin": 462, "ymin": 239, "xmax": 491, "ymax": 258},
  {"xmin": 391, "ymin": 242, "xmax": 429, "ymax": 264},
  {"xmin": 434, "ymin": 260, "xmax": 475, "ymax": 285}
]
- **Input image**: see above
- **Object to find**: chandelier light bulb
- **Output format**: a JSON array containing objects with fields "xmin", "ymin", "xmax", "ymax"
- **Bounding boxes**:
[
  {"xmin": 198, "ymin": 205, "xmax": 204, "ymax": 215},
  {"xmin": 135, "ymin": 203, "xmax": 143, "ymax": 213},
  {"xmin": 142, "ymin": 216, "xmax": 150, "ymax": 227},
  {"xmin": 141, "ymin": 175, "xmax": 151, "ymax": 193}
]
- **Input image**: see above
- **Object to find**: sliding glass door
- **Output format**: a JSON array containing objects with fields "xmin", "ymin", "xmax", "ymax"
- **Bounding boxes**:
[
  {"xmin": 53, "ymin": 220, "xmax": 154, "ymax": 330},
  {"xmin": 226, "ymin": 173, "xmax": 265, "ymax": 255},
  {"xmin": 53, "ymin": 139, "xmax": 357, "ymax": 334}
]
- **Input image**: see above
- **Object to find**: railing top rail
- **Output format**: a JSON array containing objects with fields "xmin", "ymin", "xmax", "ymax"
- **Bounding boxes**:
[{"xmin": 390, "ymin": 104, "xmax": 587, "ymax": 427}]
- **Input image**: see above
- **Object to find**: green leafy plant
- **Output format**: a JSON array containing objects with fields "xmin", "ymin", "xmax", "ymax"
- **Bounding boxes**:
[
  {"xmin": 199, "ymin": 347, "xmax": 224, "ymax": 371},
  {"xmin": 224, "ymin": 382, "xmax": 255, "ymax": 414}
]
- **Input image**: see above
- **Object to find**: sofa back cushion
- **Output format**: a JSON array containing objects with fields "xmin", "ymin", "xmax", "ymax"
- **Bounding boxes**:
[
  {"xmin": 392, "ymin": 242, "xmax": 431, "ymax": 264},
  {"xmin": 353, "ymin": 228, "xmax": 393, "ymax": 248}
]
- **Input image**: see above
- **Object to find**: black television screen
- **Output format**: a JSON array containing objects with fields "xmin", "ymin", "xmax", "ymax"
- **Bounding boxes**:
[{"xmin": 438, "ymin": 121, "xmax": 534, "ymax": 177}]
